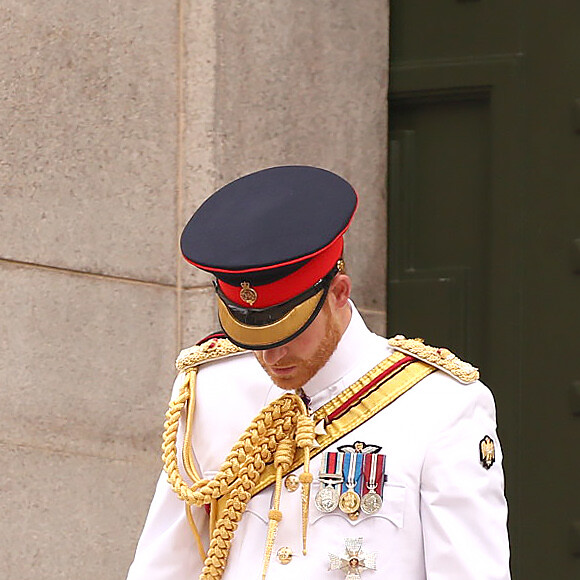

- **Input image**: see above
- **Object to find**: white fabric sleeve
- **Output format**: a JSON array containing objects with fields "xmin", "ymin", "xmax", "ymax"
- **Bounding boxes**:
[
  {"xmin": 126, "ymin": 472, "xmax": 207, "ymax": 580},
  {"xmin": 126, "ymin": 373, "xmax": 207, "ymax": 580},
  {"xmin": 420, "ymin": 381, "xmax": 511, "ymax": 580}
]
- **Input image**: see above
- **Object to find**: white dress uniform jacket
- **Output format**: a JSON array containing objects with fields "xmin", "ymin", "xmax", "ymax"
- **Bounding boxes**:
[{"xmin": 127, "ymin": 305, "xmax": 510, "ymax": 579}]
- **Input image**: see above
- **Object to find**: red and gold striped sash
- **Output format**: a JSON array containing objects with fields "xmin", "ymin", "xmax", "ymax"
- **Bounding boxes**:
[{"xmin": 252, "ymin": 350, "xmax": 435, "ymax": 495}]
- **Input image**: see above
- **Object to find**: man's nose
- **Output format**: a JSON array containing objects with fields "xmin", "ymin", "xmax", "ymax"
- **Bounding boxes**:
[{"xmin": 261, "ymin": 345, "xmax": 288, "ymax": 366}]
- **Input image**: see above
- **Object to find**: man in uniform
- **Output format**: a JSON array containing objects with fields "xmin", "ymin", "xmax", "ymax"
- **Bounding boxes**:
[{"xmin": 127, "ymin": 166, "xmax": 510, "ymax": 579}]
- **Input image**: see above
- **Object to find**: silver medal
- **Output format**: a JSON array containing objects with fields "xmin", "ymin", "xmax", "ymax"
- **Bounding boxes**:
[
  {"xmin": 315, "ymin": 483, "xmax": 340, "ymax": 512},
  {"xmin": 315, "ymin": 453, "xmax": 343, "ymax": 513},
  {"xmin": 360, "ymin": 490, "xmax": 383, "ymax": 514}
]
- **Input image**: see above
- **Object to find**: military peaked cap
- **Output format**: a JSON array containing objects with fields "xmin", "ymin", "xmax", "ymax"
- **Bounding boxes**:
[{"xmin": 181, "ymin": 165, "xmax": 358, "ymax": 349}]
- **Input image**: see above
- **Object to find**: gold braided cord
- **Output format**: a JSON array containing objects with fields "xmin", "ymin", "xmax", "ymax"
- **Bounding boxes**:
[
  {"xmin": 181, "ymin": 368, "xmax": 208, "ymax": 561},
  {"xmin": 162, "ymin": 373, "xmax": 312, "ymax": 580},
  {"xmin": 182, "ymin": 368, "xmax": 201, "ymax": 482},
  {"xmin": 186, "ymin": 503, "xmax": 207, "ymax": 561}
]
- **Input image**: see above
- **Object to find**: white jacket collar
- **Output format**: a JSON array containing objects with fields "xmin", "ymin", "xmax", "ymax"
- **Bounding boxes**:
[
  {"xmin": 300, "ymin": 302, "xmax": 389, "ymax": 411},
  {"xmin": 264, "ymin": 302, "xmax": 390, "ymax": 410}
]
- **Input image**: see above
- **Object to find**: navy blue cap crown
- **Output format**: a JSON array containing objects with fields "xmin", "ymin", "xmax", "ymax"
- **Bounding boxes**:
[{"xmin": 181, "ymin": 165, "xmax": 357, "ymax": 277}]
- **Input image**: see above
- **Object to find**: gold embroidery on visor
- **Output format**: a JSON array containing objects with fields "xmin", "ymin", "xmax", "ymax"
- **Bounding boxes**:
[{"xmin": 217, "ymin": 288, "xmax": 325, "ymax": 348}]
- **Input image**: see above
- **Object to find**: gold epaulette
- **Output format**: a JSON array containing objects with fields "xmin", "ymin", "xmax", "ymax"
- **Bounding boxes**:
[
  {"xmin": 387, "ymin": 335, "xmax": 479, "ymax": 384},
  {"xmin": 175, "ymin": 337, "xmax": 246, "ymax": 372}
]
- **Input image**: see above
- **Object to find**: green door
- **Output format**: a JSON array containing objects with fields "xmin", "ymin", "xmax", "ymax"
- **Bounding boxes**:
[{"xmin": 387, "ymin": 2, "xmax": 580, "ymax": 578}]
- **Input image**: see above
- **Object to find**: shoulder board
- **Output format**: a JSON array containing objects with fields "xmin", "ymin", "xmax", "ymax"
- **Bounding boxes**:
[
  {"xmin": 387, "ymin": 335, "xmax": 479, "ymax": 384},
  {"xmin": 176, "ymin": 337, "xmax": 246, "ymax": 372}
]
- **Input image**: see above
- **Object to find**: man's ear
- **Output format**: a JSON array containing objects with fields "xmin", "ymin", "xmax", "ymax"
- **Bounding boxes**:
[{"xmin": 328, "ymin": 274, "xmax": 351, "ymax": 309}]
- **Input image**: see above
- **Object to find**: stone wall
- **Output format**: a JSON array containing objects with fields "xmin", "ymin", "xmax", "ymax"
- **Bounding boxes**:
[{"xmin": 0, "ymin": 2, "xmax": 388, "ymax": 578}]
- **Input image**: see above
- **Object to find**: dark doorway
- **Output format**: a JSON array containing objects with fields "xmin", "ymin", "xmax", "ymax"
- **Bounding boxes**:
[{"xmin": 388, "ymin": 2, "xmax": 580, "ymax": 578}]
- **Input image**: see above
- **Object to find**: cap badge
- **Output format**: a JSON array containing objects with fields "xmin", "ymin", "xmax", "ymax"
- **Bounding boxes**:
[
  {"xmin": 328, "ymin": 537, "xmax": 377, "ymax": 579},
  {"xmin": 240, "ymin": 282, "xmax": 258, "ymax": 306},
  {"xmin": 479, "ymin": 435, "xmax": 495, "ymax": 470}
]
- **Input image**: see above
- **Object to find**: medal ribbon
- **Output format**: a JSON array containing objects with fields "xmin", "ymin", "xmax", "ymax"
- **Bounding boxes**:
[
  {"xmin": 341, "ymin": 452, "xmax": 364, "ymax": 495},
  {"xmin": 323, "ymin": 451, "xmax": 339, "ymax": 478},
  {"xmin": 362, "ymin": 453, "xmax": 386, "ymax": 498},
  {"xmin": 318, "ymin": 452, "xmax": 343, "ymax": 487}
]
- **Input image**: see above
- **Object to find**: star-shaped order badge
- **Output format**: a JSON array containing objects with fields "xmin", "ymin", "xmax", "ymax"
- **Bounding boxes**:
[{"xmin": 328, "ymin": 537, "xmax": 377, "ymax": 579}]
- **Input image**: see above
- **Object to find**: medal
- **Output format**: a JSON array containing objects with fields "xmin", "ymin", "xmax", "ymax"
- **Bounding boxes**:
[
  {"xmin": 338, "ymin": 489, "xmax": 361, "ymax": 514},
  {"xmin": 339, "ymin": 452, "xmax": 363, "ymax": 514},
  {"xmin": 361, "ymin": 452, "xmax": 385, "ymax": 515},
  {"xmin": 360, "ymin": 490, "xmax": 382, "ymax": 514},
  {"xmin": 315, "ymin": 483, "xmax": 341, "ymax": 512},
  {"xmin": 315, "ymin": 452, "xmax": 342, "ymax": 513},
  {"xmin": 329, "ymin": 537, "xmax": 377, "ymax": 579},
  {"xmin": 317, "ymin": 444, "xmax": 386, "ymax": 516}
]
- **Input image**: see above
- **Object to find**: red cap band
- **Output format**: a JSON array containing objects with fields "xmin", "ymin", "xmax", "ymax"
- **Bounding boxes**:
[{"xmin": 218, "ymin": 237, "xmax": 344, "ymax": 308}]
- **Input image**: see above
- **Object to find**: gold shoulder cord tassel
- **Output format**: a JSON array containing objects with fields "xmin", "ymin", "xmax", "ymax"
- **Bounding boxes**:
[
  {"xmin": 261, "ymin": 439, "xmax": 295, "ymax": 580},
  {"xmin": 296, "ymin": 414, "xmax": 315, "ymax": 555},
  {"xmin": 261, "ymin": 400, "xmax": 315, "ymax": 578}
]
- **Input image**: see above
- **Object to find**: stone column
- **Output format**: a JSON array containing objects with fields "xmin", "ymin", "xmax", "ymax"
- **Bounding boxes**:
[{"xmin": 0, "ymin": 2, "xmax": 388, "ymax": 578}]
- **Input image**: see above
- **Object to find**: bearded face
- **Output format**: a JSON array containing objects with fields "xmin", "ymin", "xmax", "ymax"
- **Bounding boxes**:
[{"xmin": 254, "ymin": 300, "xmax": 342, "ymax": 391}]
